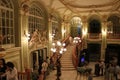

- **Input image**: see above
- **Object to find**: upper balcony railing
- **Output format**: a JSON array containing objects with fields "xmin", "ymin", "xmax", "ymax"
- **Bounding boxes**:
[
  {"xmin": 87, "ymin": 33, "xmax": 101, "ymax": 39},
  {"xmin": 87, "ymin": 33, "xmax": 120, "ymax": 39},
  {"xmin": 107, "ymin": 33, "xmax": 120, "ymax": 39}
]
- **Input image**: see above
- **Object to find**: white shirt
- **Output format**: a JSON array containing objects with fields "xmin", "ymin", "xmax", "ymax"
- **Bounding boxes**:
[
  {"xmin": 41, "ymin": 62, "xmax": 48, "ymax": 72},
  {"xmin": 6, "ymin": 67, "xmax": 18, "ymax": 80}
]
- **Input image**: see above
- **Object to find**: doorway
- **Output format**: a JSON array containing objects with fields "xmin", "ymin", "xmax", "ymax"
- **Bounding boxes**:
[
  {"xmin": 105, "ymin": 44, "xmax": 120, "ymax": 65},
  {"xmin": 31, "ymin": 48, "xmax": 47, "ymax": 74},
  {"xmin": 87, "ymin": 43, "xmax": 101, "ymax": 62}
]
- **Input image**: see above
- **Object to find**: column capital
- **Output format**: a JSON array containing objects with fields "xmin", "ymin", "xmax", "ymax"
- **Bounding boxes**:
[
  {"xmin": 20, "ymin": 0, "xmax": 29, "ymax": 15},
  {"xmin": 81, "ymin": 16, "xmax": 87, "ymax": 23},
  {"xmin": 101, "ymin": 15, "xmax": 108, "ymax": 22}
]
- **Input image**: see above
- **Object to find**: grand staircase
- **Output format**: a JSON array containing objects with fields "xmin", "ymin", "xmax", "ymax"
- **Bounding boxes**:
[{"xmin": 61, "ymin": 45, "xmax": 76, "ymax": 71}]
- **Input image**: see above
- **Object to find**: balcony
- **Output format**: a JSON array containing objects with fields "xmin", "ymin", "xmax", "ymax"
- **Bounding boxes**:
[
  {"xmin": 107, "ymin": 33, "xmax": 120, "ymax": 39},
  {"xmin": 87, "ymin": 33, "xmax": 102, "ymax": 42}
]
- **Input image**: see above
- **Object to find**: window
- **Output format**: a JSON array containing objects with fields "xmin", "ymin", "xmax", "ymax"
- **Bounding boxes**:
[
  {"xmin": 107, "ymin": 15, "xmax": 120, "ymax": 34},
  {"xmin": 0, "ymin": 0, "xmax": 14, "ymax": 45},
  {"xmin": 28, "ymin": 4, "xmax": 45, "ymax": 34},
  {"xmin": 51, "ymin": 16, "xmax": 59, "ymax": 39}
]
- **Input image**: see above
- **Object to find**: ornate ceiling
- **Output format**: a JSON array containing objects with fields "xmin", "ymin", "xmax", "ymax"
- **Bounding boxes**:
[{"xmin": 41, "ymin": 0, "xmax": 120, "ymax": 18}]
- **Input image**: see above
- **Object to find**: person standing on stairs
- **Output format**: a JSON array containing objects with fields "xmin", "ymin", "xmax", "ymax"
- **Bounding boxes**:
[{"xmin": 56, "ymin": 59, "xmax": 61, "ymax": 80}]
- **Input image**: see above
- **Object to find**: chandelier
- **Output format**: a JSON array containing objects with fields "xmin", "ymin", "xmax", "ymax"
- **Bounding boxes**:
[
  {"xmin": 73, "ymin": 37, "xmax": 81, "ymax": 44},
  {"xmin": 51, "ymin": 41, "xmax": 67, "ymax": 54}
]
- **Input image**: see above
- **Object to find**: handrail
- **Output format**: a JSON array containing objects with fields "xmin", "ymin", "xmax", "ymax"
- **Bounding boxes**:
[
  {"xmin": 18, "ymin": 72, "xmax": 28, "ymax": 80},
  {"xmin": 72, "ymin": 39, "xmax": 83, "ymax": 69},
  {"xmin": 72, "ymin": 45, "xmax": 78, "ymax": 68},
  {"xmin": 18, "ymin": 69, "xmax": 32, "ymax": 80},
  {"xmin": 62, "ymin": 35, "xmax": 70, "ymax": 47}
]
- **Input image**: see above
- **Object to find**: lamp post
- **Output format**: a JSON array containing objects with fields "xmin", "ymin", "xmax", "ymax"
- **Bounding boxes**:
[
  {"xmin": 51, "ymin": 41, "xmax": 67, "ymax": 59},
  {"xmin": 73, "ymin": 37, "xmax": 82, "ymax": 44},
  {"xmin": 50, "ymin": 41, "xmax": 67, "ymax": 80}
]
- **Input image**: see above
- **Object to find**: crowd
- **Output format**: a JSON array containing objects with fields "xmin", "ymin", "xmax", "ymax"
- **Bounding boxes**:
[
  {"xmin": 38, "ymin": 54, "xmax": 62, "ymax": 80},
  {"xmin": 94, "ymin": 57, "xmax": 120, "ymax": 80},
  {"xmin": 0, "ymin": 58, "xmax": 18, "ymax": 80}
]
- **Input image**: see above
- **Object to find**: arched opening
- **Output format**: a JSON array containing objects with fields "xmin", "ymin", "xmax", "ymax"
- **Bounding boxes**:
[
  {"xmin": 70, "ymin": 17, "xmax": 82, "ymax": 37},
  {"xmin": 107, "ymin": 15, "xmax": 120, "ymax": 34},
  {"xmin": 88, "ymin": 19, "xmax": 101, "ymax": 33}
]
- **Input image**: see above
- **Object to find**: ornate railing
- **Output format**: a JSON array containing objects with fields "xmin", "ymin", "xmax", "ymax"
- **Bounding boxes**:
[
  {"xmin": 107, "ymin": 33, "xmax": 120, "ymax": 39},
  {"xmin": 87, "ymin": 33, "xmax": 101, "ymax": 39},
  {"xmin": 18, "ymin": 69, "xmax": 32, "ymax": 80},
  {"xmin": 88, "ymin": 33, "xmax": 120, "ymax": 39},
  {"xmin": 72, "ymin": 45, "xmax": 78, "ymax": 68},
  {"xmin": 18, "ymin": 72, "xmax": 28, "ymax": 80},
  {"xmin": 62, "ymin": 35, "xmax": 70, "ymax": 47}
]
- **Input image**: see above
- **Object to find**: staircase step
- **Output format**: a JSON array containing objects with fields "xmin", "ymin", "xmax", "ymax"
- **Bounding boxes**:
[
  {"xmin": 61, "ymin": 67, "xmax": 76, "ymax": 71},
  {"xmin": 60, "ymin": 45, "xmax": 76, "ymax": 71}
]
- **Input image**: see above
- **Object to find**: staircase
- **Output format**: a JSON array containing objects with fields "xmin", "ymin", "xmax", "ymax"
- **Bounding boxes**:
[{"xmin": 61, "ymin": 45, "xmax": 75, "ymax": 71}]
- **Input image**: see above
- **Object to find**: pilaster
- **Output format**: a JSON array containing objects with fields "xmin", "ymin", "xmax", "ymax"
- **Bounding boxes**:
[
  {"xmin": 81, "ymin": 16, "xmax": 88, "ymax": 49},
  {"xmin": 48, "ymin": 15, "xmax": 53, "ymax": 57},
  {"xmin": 101, "ymin": 15, "xmax": 108, "ymax": 60},
  {"xmin": 19, "ymin": 0, "xmax": 29, "ymax": 71}
]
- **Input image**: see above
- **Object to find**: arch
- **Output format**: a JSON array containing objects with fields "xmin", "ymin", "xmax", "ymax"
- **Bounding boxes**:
[
  {"xmin": 107, "ymin": 14, "xmax": 120, "ymax": 34},
  {"xmin": 87, "ymin": 14, "xmax": 101, "ymax": 22},
  {"xmin": 87, "ymin": 15, "xmax": 101, "ymax": 33},
  {"xmin": 29, "ymin": 1, "xmax": 49, "ymax": 29},
  {"xmin": 70, "ymin": 16, "xmax": 82, "ymax": 37},
  {"xmin": 0, "ymin": 0, "xmax": 13, "ymax": 8},
  {"xmin": 29, "ymin": 1, "xmax": 48, "ymax": 17},
  {"xmin": 51, "ymin": 12, "xmax": 62, "ymax": 40},
  {"xmin": 0, "ymin": 0, "xmax": 19, "ymax": 47}
]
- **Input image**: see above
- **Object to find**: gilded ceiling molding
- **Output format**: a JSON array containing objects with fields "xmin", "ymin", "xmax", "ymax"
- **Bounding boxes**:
[
  {"xmin": 61, "ymin": 0, "xmax": 119, "ymax": 8},
  {"xmin": 68, "ymin": 7, "xmax": 113, "ymax": 13},
  {"xmin": 59, "ymin": 0, "xmax": 119, "ymax": 13}
]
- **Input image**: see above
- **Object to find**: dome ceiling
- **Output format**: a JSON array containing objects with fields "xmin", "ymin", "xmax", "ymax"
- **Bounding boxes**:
[{"xmin": 41, "ymin": 0, "xmax": 120, "ymax": 17}]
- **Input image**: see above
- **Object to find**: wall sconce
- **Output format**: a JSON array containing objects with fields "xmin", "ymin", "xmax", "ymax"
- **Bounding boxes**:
[
  {"xmin": 102, "ymin": 29, "xmax": 107, "ymax": 36},
  {"xmin": 24, "ymin": 30, "xmax": 30, "ymax": 40},
  {"xmin": 82, "ymin": 28, "xmax": 87, "ymax": 36},
  {"xmin": 63, "ymin": 30, "xmax": 66, "ymax": 33}
]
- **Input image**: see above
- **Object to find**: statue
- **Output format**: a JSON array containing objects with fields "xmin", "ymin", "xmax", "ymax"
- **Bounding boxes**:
[
  {"xmin": 29, "ymin": 29, "xmax": 42, "ymax": 48},
  {"xmin": 41, "ymin": 30, "xmax": 47, "ymax": 41}
]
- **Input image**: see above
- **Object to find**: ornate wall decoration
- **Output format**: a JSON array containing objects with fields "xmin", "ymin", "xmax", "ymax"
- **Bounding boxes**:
[
  {"xmin": 21, "ymin": 0, "xmax": 29, "ymax": 13},
  {"xmin": 29, "ymin": 29, "xmax": 42, "ymax": 48},
  {"xmin": 28, "ymin": 29, "xmax": 48, "ymax": 48}
]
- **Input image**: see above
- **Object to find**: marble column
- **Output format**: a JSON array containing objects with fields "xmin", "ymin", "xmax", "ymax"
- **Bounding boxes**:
[
  {"xmin": 19, "ymin": 9, "xmax": 29, "ymax": 71},
  {"xmin": 81, "ymin": 16, "xmax": 88, "ymax": 49},
  {"xmin": 101, "ymin": 15, "xmax": 107, "ymax": 60},
  {"xmin": 48, "ymin": 16, "xmax": 52, "ymax": 57}
]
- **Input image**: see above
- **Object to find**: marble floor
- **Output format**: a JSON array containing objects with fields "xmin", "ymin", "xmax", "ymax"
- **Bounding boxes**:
[
  {"xmin": 46, "ymin": 45, "xmax": 104, "ymax": 80},
  {"xmin": 46, "ymin": 62, "xmax": 104, "ymax": 80},
  {"xmin": 46, "ymin": 56, "xmax": 104, "ymax": 80}
]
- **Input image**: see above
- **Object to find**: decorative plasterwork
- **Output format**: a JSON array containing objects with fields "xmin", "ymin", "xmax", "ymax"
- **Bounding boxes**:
[
  {"xmin": 59, "ymin": 0, "xmax": 120, "ymax": 13},
  {"xmin": 21, "ymin": 0, "xmax": 29, "ymax": 13},
  {"xmin": 40, "ymin": 0, "xmax": 120, "ymax": 19}
]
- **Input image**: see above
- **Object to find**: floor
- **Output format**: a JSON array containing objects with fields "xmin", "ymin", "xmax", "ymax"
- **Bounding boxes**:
[
  {"xmin": 46, "ymin": 62, "xmax": 104, "ymax": 80},
  {"xmin": 46, "ymin": 45, "xmax": 104, "ymax": 80}
]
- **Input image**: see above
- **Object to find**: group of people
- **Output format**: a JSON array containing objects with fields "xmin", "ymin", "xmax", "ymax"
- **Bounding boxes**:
[
  {"xmin": 94, "ymin": 60, "xmax": 105, "ymax": 76},
  {"xmin": 105, "ymin": 57, "xmax": 120, "ymax": 80},
  {"xmin": 39, "ymin": 55, "xmax": 62, "ymax": 80},
  {"xmin": 0, "ymin": 58, "xmax": 18, "ymax": 80},
  {"xmin": 94, "ymin": 57, "xmax": 120, "ymax": 80}
]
